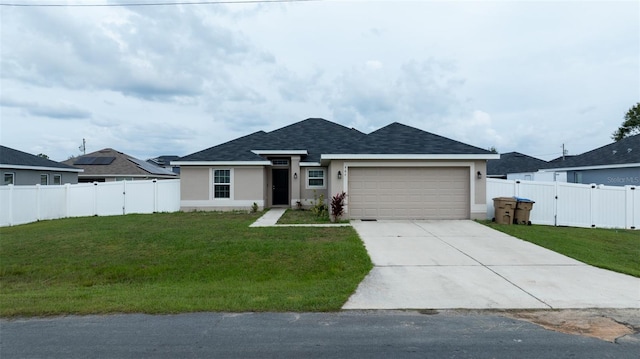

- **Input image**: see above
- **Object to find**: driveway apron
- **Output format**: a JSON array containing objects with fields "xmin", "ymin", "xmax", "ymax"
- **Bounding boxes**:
[{"xmin": 343, "ymin": 220, "xmax": 640, "ymax": 310}]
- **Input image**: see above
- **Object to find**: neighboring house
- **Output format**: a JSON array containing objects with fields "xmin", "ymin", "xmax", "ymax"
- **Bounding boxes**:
[
  {"xmin": 540, "ymin": 134, "xmax": 640, "ymax": 186},
  {"xmin": 147, "ymin": 155, "xmax": 181, "ymax": 174},
  {"xmin": 487, "ymin": 152, "xmax": 549, "ymax": 179},
  {"xmin": 173, "ymin": 118, "xmax": 498, "ymax": 220},
  {"xmin": 62, "ymin": 148, "xmax": 178, "ymax": 183},
  {"xmin": 0, "ymin": 145, "xmax": 81, "ymax": 185},
  {"xmin": 486, "ymin": 152, "xmax": 565, "ymax": 182}
]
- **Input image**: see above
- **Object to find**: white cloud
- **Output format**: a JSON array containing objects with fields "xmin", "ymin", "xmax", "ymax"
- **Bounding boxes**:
[
  {"xmin": 0, "ymin": 97, "xmax": 92, "ymax": 120},
  {"xmin": 365, "ymin": 60, "xmax": 383, "ymax": 70}
]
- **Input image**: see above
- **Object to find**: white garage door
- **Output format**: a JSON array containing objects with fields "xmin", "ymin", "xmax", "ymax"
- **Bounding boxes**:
[{"xmin": 348, "ymin": 167, "xmax": 470, "ymax": 220}]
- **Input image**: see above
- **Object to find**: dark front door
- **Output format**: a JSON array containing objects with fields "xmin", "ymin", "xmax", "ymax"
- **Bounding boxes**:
[{"xmin": 272, "ymin": 168, "xmax": 289, "ymax": 206}]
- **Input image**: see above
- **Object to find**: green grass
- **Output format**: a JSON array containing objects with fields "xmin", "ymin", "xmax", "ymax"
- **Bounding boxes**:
[
  {"xmin": 0, "ymin": 212, "xmax": 372, "ymax": 317},
  {"xmin": 277, "ymin": 209, "xmax": 348, "ymax": 224},
  {"xmin": 481, "ymin": 221, "xmax": 640, "ymax": 277}
]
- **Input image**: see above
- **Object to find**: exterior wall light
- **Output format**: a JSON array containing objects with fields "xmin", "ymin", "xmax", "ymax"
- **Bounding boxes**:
[
  {"xmin": 294, "ymin": 172, "xmax": 298, "ymax": 179},
  {"xmin": 337, "ymin": 171, "xmax": 342, "ymax": 179},
  {"xmin": 477, "ymin": 171, "xmax": 482, "ymax": 179}
]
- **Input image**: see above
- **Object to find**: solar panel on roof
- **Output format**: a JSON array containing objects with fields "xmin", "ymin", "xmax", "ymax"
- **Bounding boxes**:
[
  {"xmin": 128, "ymin": 157, "xmax": 177, "ymax": 176},
  {"xmin": 94, "ymin": 157, "xmax": 115, "ymax": 165},
  {"xmin": 73, "ymin": 156, "xmax": 115, "ymax": 165}
]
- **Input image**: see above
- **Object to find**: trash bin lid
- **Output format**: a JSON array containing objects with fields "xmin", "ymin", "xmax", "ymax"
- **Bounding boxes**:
[
  {"xmin": 514, "ymin": 196, "xmax": 534, "ymax": 203},
  {"xmin": 493, "ymin": 197, "xmax": 517, "ymax": 201}
]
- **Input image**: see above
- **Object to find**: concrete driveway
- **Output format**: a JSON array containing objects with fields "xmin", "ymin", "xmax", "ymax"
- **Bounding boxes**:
[{"xmin": 343, "ymin": 220, "xmax": 640, "ymax": 310}]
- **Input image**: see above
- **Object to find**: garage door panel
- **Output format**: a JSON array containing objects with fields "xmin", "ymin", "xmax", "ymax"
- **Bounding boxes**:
[{"xmin": 348, "ymin": 167, "xmax": 470, "ymax": 220}]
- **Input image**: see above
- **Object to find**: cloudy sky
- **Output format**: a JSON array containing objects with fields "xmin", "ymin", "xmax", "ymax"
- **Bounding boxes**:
[{"xmin": 1, "ymin": 0, "xmax": 638, "ymax": 162}]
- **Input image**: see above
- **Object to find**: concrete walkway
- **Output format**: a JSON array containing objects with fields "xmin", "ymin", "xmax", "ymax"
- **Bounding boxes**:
[
  {"xmin": 250, "ymin": 208, "xmax": 351, "ymax": 227},
  {"xmin": 343, "ymin": 220, "xmax": 640, "ymax": 310},
  {"xmin": 249, "ymin": 208, "xmax": 288, "ymax": 227}
]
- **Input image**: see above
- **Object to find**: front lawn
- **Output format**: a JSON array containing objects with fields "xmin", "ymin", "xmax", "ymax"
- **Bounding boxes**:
[
  {"xmin": 481, "ymin": 222, "xmax": 640, "ymax": 277},
  {"xmin": 0, "ymin": 212, "xmax": 372, "ymax": 317}
]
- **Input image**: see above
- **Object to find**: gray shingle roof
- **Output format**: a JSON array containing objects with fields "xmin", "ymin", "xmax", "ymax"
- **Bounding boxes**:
[
  {"xmin": 487, "ymin": 152, "xmax": 549, "ymax": 177},
  {"xmin": 546, "ymin": 134, "xmax": 640, "ymax": 169},
  {"xmin": 0, "ymin": 145, "xmax": 80, "ymax": 171},
  {"xmin": 179, "ymin": 118, "xmax": 491, "ymax": 163},
  {"xmin": 359, "ymin": 122, "xmax": 491, "ymax": 154}
]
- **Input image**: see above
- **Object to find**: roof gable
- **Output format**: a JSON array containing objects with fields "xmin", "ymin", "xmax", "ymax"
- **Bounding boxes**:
[
  {"xmin": 178, "ymin": 131, "xmax": 270, "ymax": 162},
  {"xmin": 0, "ymin": 145, "xmax": 80, "ymax": 172},
  {"xmin": 360, "ymin": 122, "xmax": 492, "ymax": 155},
  {"xmin": 179, "ymin": 119, "xmax": 366, "ymax": 163}
]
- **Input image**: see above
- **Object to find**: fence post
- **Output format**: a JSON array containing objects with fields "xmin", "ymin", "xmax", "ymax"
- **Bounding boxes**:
[
  {"xmin": 626, "ymin": 186, "xmax": 636, "ymax": 230},
  {"xmin": 590, "ymin": 184, "xmax": 600, "ymax": 228},
  {"xmin": 553, "ymin": 181, "xmax": 558, "ymax": 226},
  {"xmin": 8, "ymin": 184, "xmax": 14, "ymax": 226},
  {"xmin": 153, "ymin": 179, "xmax": 158, "ymax": 213},
  {"xmin": 35, "ymin": 184, "xmax": 41, "ymax": 221},
  {"xmin": 65, "ymin": 183, "xmax": 70, "ymax": 219},
  {"xmin": 93, "ymin": 182, "xmax": 98, "ymax": 216},
  {"xmin": 124, "ymin": 181, "xmax": 129, "ymax": 215}
]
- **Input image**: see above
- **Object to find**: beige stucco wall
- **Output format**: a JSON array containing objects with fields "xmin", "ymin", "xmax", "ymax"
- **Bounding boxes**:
[
  {"xmin": 290, "ymin": 156, "xmax": 301, "ymax": 206},
  {"xmin": 234, "ymin": 167, "xmax": 265, "ymax": 200},
  {"xmin": 299, "ymin": 167, "xmax": 328, "ymax": 206},
  {"xmin": 474, "ymin": 160, "xmax": 487, "ymax": 205},
  {"xmin": 180, "ymin": 167, "xmax": 210, "ymax": 200},
  {"xmin": 328, "ymin": 160, "xmax": 345, "ymax": 198},
  {"xmin": 178, "ymin": 159, "xmax": 489, "ymax": 215}
]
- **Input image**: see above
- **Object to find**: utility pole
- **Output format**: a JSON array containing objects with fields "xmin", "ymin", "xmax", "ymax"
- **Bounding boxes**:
[
  {"xmin": 79, "ymin": 138, "xmax": 86, "ymax": 155},
  {"xmin": 561, "ymin": 143, "xmax": 568, "ymax": 161}
]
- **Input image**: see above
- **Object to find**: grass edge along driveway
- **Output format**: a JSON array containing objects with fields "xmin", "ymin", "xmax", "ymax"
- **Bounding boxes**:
[
  {"xmin": 0, "ymin": 212, "xmax": 372, "ymax": 317},
  {"xmin": 481, "ymin": 221, "xmax": 639, "ymax": 278}
]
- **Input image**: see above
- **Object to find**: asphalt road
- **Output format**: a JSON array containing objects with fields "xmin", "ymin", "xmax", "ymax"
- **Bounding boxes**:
[{"xmin": 2, "ymin": 311, "xmax": 638, "ymax": 359}]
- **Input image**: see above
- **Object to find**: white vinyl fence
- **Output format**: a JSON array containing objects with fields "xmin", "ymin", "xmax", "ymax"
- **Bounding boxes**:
[
  {"xmin": 487, "ymin": 178, "xmax": 639, "ymax": 230},
  {"xmin": 0, "ymin": 179, "xmax": 180, "ymax": 227}
]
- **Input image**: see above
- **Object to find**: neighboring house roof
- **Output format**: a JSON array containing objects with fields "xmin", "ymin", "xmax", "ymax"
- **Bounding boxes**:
[
  {"xmin": 0, "ymin": 145, "xmax": 82, "ymax": 172},
  {"xmin": 548, "ymin": 155, "xmax": 575, "ymax": 164},
  {"xmin": 176, "ymin": 118, "xmax": 495, "ymax": 164},
  {"xmin": 487, "ymin": 152, "xmax": 549, "ymax": 177},
  {"xmin": 147, "ymin": 155, "xmax": 181, "ymax": 167},
  {"xmin": 62, "ymin": 148, "xmax": 178, "ymax": 178},
  {"xmin": 543, "ymin": 134, "xmax": 640, "ymax": 171}
]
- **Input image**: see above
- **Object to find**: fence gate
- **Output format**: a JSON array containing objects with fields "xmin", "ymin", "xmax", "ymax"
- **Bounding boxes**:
[{"xmin": 486, "ymin": 179, "xmax": 638, "ymax": 230}]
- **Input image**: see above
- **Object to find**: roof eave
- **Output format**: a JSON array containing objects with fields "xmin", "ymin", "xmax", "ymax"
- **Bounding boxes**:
[
  {"xmin": 78, "ymin": 174, "xmax": 177, "ymax": 178},
  {"xmin": 321, "ymin": 154, "xmax": 500, "ymax": 161},
  {"xmin": 251, "ymin": 150, "xmax": 308, "ymax": 155},
  {"xmin": 0, "ymin": 164, "xmax": 84, "ymax": 173},
  {"xmin": 171, "ymin": 161, "xmax": 272, "ymax": 166},
  {"xmin": 539, "ymin": 162, "xmax": 640, "ymax": 172}
]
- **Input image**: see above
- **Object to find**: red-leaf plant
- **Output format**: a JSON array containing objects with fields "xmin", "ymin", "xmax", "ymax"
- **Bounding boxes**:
[{"xmin": 331, "ymin": 191, "xmax": 347, "ymax": 222}]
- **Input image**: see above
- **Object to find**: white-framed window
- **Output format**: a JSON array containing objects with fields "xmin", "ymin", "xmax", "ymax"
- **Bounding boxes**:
[
  {"xmin": 307, "ymin": 168, "xmax": 326, "ymax": 188},
  {"xmin": 40, "ymin": 174, "xmax": 49, "ymax": 185},
  {"xmin": 213, "ymin": 169, "xmax": 231, "ymax": 199},
  {"xmin": 3, "ymin": 172, "xmax": 15, "ymax": 185},
  {"xmin": 53, "ymin": 174, "xmax": 62, "ymax": 185},
  {"xmin": 272, "ymin": 159, "xmax": 289, "ymax": 166}
]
